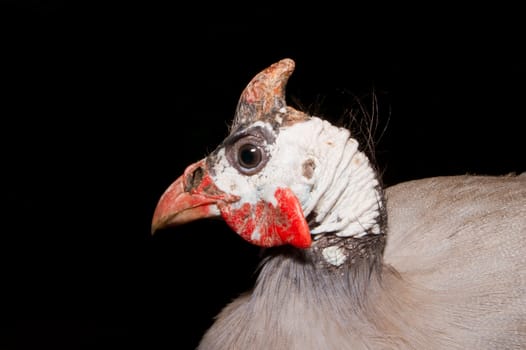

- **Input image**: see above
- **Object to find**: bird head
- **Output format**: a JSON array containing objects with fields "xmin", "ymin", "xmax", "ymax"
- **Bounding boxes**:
[{"xmin": 152, "ymin": 59, "xmax": 385, "ymax": 263}]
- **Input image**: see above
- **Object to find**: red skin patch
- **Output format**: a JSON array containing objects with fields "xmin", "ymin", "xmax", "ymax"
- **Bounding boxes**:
[
  {"xmin": 151, "ymin": 160, "xmax": 240, "ymax": 231},
  {"xmin": 219, "ymin": 187, "xmax": 312, "ymax": 248}
]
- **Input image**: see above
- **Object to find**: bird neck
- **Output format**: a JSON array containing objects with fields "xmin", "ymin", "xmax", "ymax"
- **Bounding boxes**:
[
  {"xmin": 255, "ymin": 119, "xmax": 388, "ymax": 297},
  {"xmin": 300, "ymin": 118, "xmax": 387, "ymax": 268},
  {"xmin": 258, "ymin": 232, "xmax": 386, "ymax": 297},
  {"xmin": 256, "ymin": 244, "xmax": 388, "ymax": 332}
]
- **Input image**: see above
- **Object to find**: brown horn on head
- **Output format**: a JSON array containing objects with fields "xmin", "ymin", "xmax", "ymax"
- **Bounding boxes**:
[{"xmin": 233, "ymin": 58, "xmax": 307, "ymax": 128}]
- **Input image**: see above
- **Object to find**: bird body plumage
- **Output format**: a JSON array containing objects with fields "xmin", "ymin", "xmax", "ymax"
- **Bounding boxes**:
[{"xmin": 198, "ymin": 174, "xmax": 525, "ymax": 349}]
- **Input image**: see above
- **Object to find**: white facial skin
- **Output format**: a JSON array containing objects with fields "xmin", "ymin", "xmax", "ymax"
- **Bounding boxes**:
[
  {"xmin": 210, "ymin": 118, "xmax": 338, "ymax": 213},
  {"xmin": 209, "ymin": 116, "xmax": 382, "ymax": 258}
]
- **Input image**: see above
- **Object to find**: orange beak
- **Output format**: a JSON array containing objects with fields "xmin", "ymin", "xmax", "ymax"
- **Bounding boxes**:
[{"xmin": 151, "ymin": 159, "xmax": 239, "ymax": 234}]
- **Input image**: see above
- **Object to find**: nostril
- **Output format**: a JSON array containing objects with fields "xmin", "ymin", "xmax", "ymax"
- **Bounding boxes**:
[{"xmin": 185, "ymin": 166, "xmax": 204, "ymax": 192}]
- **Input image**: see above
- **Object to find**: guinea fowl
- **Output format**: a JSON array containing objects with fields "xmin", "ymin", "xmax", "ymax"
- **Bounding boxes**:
[{"xmin": 152, "ymin": 59, "xmax": 526, "ymax": 349}]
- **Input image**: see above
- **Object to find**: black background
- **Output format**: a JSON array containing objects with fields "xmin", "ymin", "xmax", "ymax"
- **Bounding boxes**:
[{"xmin": 2, "ymin": 1, "xmax": 525, "ymax": 349}]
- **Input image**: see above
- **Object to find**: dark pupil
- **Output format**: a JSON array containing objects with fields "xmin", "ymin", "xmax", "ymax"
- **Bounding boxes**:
[{"xmin": 238, "ymin": 144, "xmax": 262, "ymax": 169}]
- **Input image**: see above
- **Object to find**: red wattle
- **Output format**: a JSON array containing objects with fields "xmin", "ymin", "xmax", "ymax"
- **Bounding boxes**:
[
  {"xmin": 274, "ymin": 187, "xmax": 312, "ymax": 248},
  {"xmin": 219, "ymin": 187, "xmax": 311, "ymax": 248}
]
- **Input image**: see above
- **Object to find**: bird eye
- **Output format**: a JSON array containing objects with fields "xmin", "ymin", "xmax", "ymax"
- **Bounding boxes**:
[
  {"xmin": 224, "ymin": 126, "xmax": 273, "ymax": 176},
  {"xmin": 225, "ymin": 133, "xmax": 270, "ymax": 176},
  {"xmin": 238, "ymin": 143, "xmax": 262, "ymax": 169}
]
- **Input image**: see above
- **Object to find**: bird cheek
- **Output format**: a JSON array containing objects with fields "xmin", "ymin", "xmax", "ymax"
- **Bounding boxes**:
[{"xmin": 218, "ymin": 187, "xmax": 312, "ymax": 249}]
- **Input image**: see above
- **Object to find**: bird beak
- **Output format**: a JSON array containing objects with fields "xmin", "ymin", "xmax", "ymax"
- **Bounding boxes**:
[
  {"xmin": 151, "ymin": 159, "xmax": 240, "ymax": 234},
  {"xmin": 151, "ymin": 160, "xmax": 311, "ymax": 249}
]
